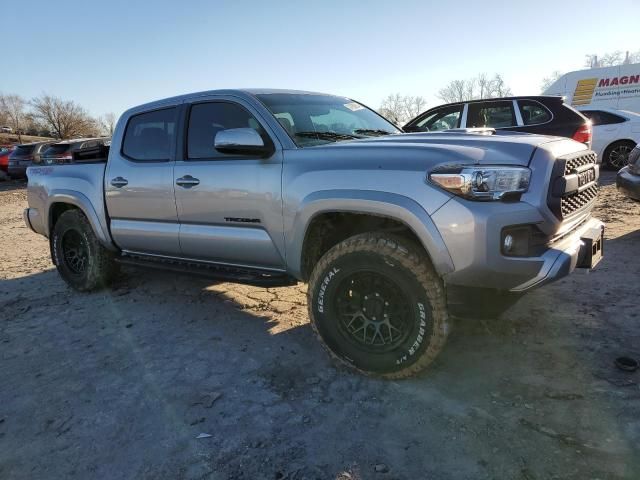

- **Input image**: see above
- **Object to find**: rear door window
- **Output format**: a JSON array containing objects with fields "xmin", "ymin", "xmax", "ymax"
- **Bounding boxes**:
[
  {"xmin": 414, "ymin": 105, "xmax": 462, "ymax": 131},
  {"xmin": 122, "ymin": 107, "xmax": 177, "ymax": 161},
  {"xmin": 518, "ymin": 100, "xmax": 552, "ymax": 125},
  {"xmin": 467, "ymin": 101, "xmax": 516, "ymax": 128}
]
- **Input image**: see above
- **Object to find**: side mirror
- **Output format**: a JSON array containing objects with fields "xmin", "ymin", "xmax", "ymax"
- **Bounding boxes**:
[{"xmin": 214, "ymin": 128, "xmax": 273, "ymax": 157}]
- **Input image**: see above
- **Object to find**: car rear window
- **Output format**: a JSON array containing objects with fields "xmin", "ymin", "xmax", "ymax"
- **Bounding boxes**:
[
  {"xmin": 580, "ymin": 110, "xmax": 626, "ymax": 126},
  {"xmin": 43, "ymin": 144, "xmax": 73, "ymax": 155},
  {"xmin": 122, "ymin": 108, "xmax": 176, "ymax": 161},
  {"xmin": 519, "ymin": 100, "xmax": 552, "ymax": 125},
  {"xmin": 14, "ymin": 145, "xmax": 36, "ymax": 155}
]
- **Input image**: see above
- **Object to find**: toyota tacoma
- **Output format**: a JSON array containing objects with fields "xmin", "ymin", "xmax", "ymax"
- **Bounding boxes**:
[{"xmin": 24, "ymin": 89, "xmax": 604, "ymax": 378}]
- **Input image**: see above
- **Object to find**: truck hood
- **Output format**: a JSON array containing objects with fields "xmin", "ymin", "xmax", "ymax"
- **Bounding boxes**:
[{"xmin": 319, "ymin": 131, "xmax": 574, "ymax": 167}]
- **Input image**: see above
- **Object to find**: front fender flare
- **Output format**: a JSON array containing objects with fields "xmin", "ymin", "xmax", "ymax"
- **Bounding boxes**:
[
  {"xmin": 46, "ymin": 191, "xmax": 117, "ymax": 251},
  {"xmin": 288, "ymin": 189, "xmax": 454, "ymax": 279}
]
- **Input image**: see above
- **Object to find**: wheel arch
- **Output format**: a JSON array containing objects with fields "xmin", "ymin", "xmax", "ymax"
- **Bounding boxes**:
[
  {"xmin": 47, "ymin": 191, "xmax": 117, "ymax": 251},
  {"xmin": 290, "ymin": 190, "xmax": 454, "ymax": 281}
]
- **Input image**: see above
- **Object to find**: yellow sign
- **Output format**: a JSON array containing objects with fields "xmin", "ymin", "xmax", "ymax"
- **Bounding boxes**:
[{"xmin": 572, "ymin": 78, "xmax": 597, "ymax": 106}]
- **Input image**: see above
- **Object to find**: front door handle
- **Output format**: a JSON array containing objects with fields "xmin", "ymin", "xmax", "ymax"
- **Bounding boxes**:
[
  {"xmin": 110, "ymin": 176, "xmax": 128, "ymax": 188},
  {"xmin": 176, "ymin": 175, "xmax": 200, "ymax": 188}
]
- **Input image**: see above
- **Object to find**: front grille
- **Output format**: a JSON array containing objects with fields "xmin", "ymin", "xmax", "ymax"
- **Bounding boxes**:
[
  {"xmin": 560, "ymin": 184, "xmax": 598, "ymax": 217},
  {"xmin": 564, "ymin": 152, "xmax": 597, "ymax": 175},
  {"xmin": 548, "ymin": 151, "xmax": 599, "ymax": 220}
]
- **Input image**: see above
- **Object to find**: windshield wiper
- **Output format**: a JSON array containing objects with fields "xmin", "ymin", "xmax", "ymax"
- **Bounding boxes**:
[
  {"xmin": 294, "ymin": 131, "xmax": 361, "ymax": 141},
  {"xmin": 353, "ymin": 129, "xmax": 393, "ymax": 136}
]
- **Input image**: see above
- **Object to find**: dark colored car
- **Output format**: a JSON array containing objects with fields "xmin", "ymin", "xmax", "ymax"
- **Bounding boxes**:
[
  {"xmin": 404, "ymin": 96, "xmax": 592, "ymax": 148},
  {"xmin": 40, "ymin": 138, "xmax": 111, "ymax": 165},
  {"xmin": 7, "ymin": 141, "xmax": 55, "ymax": 178},
  {"xmin": 0, "ymin": 145, "xmax": 16, "ymax": 175},
  {"xmin": 617, "ymin": 145, "xmax": 640, "ymax": 201}
]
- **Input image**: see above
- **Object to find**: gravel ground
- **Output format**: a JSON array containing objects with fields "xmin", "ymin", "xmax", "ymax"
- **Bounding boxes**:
[{"xmin": 1, "ymin": 172, "xmax": 639, "ymax": 480}]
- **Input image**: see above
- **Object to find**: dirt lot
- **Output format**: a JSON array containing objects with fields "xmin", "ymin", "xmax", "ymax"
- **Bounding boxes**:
[{"xmin": 1, "ymin": 172, "xmax": 639, "ymax": 480}]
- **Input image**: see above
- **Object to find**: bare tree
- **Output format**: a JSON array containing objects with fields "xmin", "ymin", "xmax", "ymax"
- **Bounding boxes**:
[
  {"xmin": 0, "ymin": 94, "xmax": 27, "ymax": 142},
  {"xmin": 437, "ymin": 73, "xmax": 512, "ymax": 103},
  {"xmin": 98, "ymin": 112, "xmax": 117, "ymax": 136},
  {"xmin": 541, "ymin": 70, "xmax": 563, "ymax": 93},
  {"xmin": 585, "ymin": 50, "xmax": 640, "ymax": 68},
  {"xmin": 437, "ymin": 79, "xmax": 474, "ymax": 103},
  {"xmin": 491, "ymin": 74, "xmax": 512, "ymax": 97},
  {"xmin": 31, "ymin": 94, "xmax": 97, "ymax": 139},
  {"xmin": 379, "ymin": 93, "xmax": 427, "ymax": 125},
  {"xmin": 379, "ymin": 93, "xmax": 406, "ymax": 124},
  {"xmin": 402, "ymin": 95, "xmax": 428, "ymax": 120}
]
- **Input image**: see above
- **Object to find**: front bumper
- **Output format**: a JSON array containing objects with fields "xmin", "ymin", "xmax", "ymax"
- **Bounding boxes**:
[
  {"xmin": 508, "ymin": 217, "xmax": 603, "ymax": 292},
  {"xmin": 617, "ymin": 166, "xmax": 640, "ymax": 201},
  {"xmin": 432, "ymin": 197, "xmax": 604, "ymax": 293}
]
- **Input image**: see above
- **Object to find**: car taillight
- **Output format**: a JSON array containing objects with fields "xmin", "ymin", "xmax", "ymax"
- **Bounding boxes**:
[{"xmin": 572, "ymin": 124, "xmax": 592, "ymax": 146}]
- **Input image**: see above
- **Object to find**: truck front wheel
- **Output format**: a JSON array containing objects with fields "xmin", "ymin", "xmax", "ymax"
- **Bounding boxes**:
[
  {"xmin": 307, "ymin": 233, "xmax": 449, "ymax": 379},
  {"xmin": 51, "ymin": 209, "xmax": 117, "ymax": 291}
]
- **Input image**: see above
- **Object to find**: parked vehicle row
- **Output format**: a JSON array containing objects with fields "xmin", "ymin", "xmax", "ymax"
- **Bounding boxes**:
[
  {"xmin": 6, "ymin": 141, "xmax": 54, "ymax": 178},
  {"xmin": 24, "ymin": 88, "xmax": 604, "ymax": 378},
  {"xmin": 1, "ymin": 138, "xmax": 110, "ymax": 179}
]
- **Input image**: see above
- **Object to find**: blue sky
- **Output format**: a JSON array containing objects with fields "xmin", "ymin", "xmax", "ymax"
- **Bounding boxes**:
[{"xmin": 5, "ymin": 0, "xmax": 638, "ymax": 118}]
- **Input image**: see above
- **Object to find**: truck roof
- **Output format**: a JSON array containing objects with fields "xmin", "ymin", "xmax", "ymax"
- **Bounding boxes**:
[{"xmin": 123, "ymin": 89, "xmax": 351, "ymax": 117}]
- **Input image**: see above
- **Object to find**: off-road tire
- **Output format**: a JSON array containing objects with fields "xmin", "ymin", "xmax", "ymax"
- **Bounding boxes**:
[
  {"xmin": 603, "ymin": 140, "xmax": 636, "ymax": 170},
  {"xmin": 51, "ymin": 209, "xmax": 118, "ymax": 291},
  {"xmin": 307, "ymin": 233, "xmax": 449, "ymax": 379}
]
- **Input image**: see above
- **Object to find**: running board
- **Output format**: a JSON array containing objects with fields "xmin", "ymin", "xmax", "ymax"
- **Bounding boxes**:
[{"xmin": 116, "ymin": 253, "xmax": 297, "ymax": 287}]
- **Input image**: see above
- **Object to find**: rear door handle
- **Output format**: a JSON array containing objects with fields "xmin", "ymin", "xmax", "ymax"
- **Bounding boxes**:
[
  {"xmin": 110, "ymin": 176, "xmax": 128, "ymax": 188},
  {"xmin": 176, "ymin": 175, "xmax": 200, "ymax": 188}
]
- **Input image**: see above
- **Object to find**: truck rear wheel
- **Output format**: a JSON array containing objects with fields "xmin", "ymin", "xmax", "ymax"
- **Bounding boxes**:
[
  {"xmin": 307, "ymin": 233, "xmax": 449, "ymax": 379},
  {"xmin": 51, "ymin": 209, "xmax": 117, "ymax": 291}
]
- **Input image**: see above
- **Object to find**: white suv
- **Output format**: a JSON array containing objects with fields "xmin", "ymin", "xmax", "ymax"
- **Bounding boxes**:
[{"xmin": 578, "ymin": 108, "xmax": 640, "ymax": 169}]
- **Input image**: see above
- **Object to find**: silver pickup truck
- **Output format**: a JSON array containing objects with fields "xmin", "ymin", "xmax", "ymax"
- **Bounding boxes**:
[{"xmin": 24, "ymin": 89, "xmax": 604, "ymax": 378}]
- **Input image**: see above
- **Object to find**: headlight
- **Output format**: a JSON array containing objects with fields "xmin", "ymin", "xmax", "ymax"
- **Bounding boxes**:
[{"xmin": 429, "ymin": 166, "xmax": 531, "ymax": 201}]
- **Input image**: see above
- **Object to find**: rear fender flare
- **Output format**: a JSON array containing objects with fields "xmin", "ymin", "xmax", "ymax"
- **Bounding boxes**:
[{"xmin": 46, "ymin": 191, "xmax": 117, "ymax": 251}]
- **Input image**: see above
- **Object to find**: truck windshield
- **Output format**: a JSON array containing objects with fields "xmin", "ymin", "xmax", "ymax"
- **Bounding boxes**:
[{"xmin": 256, "ymin": 93, "xmax": 400, "ymax": 147}]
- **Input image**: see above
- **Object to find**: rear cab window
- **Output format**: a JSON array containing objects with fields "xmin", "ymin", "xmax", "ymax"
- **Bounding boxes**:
[
  {"xmin": 122, "ymin": 107, "xmax": 177, "ymax": 161},
  {"xmin": 467, "ymin": 101, "xmax": 516, "ymax": 128}
]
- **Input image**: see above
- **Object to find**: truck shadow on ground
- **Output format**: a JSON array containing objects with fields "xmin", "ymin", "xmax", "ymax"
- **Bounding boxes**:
[{"xmin": 1, "ymin": 229, "xmax": 639, "ymax": 479}]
